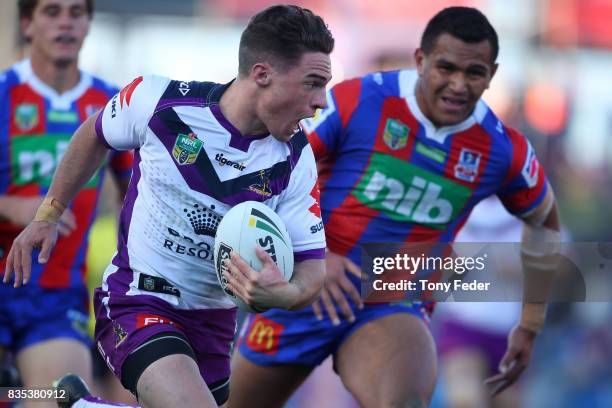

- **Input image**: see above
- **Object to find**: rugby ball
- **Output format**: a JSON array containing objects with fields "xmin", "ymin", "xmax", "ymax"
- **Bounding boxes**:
[{"xmin": 214, "ymin": 201, "xmax": 294, "ymax": 312}]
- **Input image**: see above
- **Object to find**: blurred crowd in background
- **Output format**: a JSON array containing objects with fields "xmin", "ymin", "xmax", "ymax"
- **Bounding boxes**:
[{"xmin": 1, "ymin": 0, "xmax": 610, "ymax": 407}]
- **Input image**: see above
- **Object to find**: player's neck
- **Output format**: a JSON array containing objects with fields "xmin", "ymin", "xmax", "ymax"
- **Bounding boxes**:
[
  {"xmin": 29, "ymin": 52, "xmax": 81, "ymax": 94},
  {"xmin": 219, "ymin": 79, "xmax": 268, "ymax": 136},
  {"xmin": 414, "ymin": 79, "xmax": 437, "ymax": 127}
]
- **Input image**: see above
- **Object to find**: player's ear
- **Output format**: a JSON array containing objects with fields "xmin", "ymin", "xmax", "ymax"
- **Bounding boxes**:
[
  {"xmin": 484, "ymin": 62, "xmax": 499, "ymax": 90},
  {"xmin": 490, "ymin": 62, "xmax": 499, "ymax": 80},
  {"xmin": 252, "ymin": 63, "xmax": 272, "ymax": 87},
  {"xmin": 20, "ymin": 17, "xmax": 34, "ymax": 42},
  {"xmin": 415, "ymin": 48, "xmax": 425, "ymax": 75}
]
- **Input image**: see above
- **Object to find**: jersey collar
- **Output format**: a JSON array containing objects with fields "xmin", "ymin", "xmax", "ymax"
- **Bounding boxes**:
[
  {"xmin": 14, "ymin": 59, "xmax": 92, "ymax": 110},
  {"xmin": 398, "ymin": 69, "xmax": 487, "ymax": 144}
]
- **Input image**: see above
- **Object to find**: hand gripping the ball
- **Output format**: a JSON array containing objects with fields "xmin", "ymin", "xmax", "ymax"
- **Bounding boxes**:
[{"xmin": 223, "ymin": 246, "xmax": 299, "ymax": 311}]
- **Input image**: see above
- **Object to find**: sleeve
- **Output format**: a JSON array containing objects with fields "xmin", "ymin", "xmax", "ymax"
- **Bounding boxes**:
[
  {"xmin": 301, "ymin": 77, "xmax": 362, "ymax": 160},
  {"xmin": 95, "ymin": 75, "xmax": 170, "ymax": 151},
  {"xmin": 497, "ymin": 127, "xmax": 549, "ymax": 216},
  {"xmin": 276, "ymin": 137, "xmax": 326, "ymax": 262}
]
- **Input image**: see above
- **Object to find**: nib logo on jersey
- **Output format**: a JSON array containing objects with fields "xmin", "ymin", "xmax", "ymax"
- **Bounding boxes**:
[
  {"xmin": 214, "ymin": 153, "xmax": 246, "ymax": 171},
  {"xmin": 354, "ymin": 153, "xmax": 472, "ymax": 229}
]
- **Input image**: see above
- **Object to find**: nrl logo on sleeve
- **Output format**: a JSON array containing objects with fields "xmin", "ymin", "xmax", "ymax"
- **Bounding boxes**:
[
  {"xmin": 15, "ymin": 103, "xmax": 39, "ymax": 131},
  {"xmin": 521, "ymin": 144, "xmax": 539, "ymax": 188},
  {"xmin": 172, "ymin": 132, "xmax": 202, "ymax": 165},
  {"xmin": 383, "ymin": 118, "xmax": 409, "ymax": 150}
]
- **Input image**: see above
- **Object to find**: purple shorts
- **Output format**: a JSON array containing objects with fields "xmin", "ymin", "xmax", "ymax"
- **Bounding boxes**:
[
  {"xmin": 436, "ymin": 319, "xmax": 507, "ymax": 374},
  {"xmin": 93, "ymin": 287, "xmax": 237, "ymax": 386}
]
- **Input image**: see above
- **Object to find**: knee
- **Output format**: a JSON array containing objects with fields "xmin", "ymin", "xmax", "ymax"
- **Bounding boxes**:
[
  {"xmin": 380, "ymin": 393, "xmax": 431, "ymax": 408},
  {"xmin": 359, "ymin": 387, "xmax": 432, "ymax": 408}
]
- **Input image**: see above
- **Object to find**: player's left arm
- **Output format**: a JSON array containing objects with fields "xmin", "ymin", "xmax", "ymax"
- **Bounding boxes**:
[
  {"xmin": 487, "ymin": 129, "xmax": 561, "ymax": 395},
  {"xmin": 486, "ymin": 188, "xmax": 560, "ymax": 395},
  {"xmin": 283, "ymin": 257, "xmax": 326, "ymax": 310},
  {"xmin": 224, "ymin": 136, "xmax": 326, "ymax": 311}
]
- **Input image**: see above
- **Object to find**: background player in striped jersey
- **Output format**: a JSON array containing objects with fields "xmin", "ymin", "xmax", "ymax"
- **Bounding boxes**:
[
  {"xmin": 0, "ymin": 0, "xmax": 131, "ymax": 405},
  {"xmin": 4, "ymin": 5, "xmax": 333, "ymax": 408},
  {"xmin": 232, "ymin": 7, "xmax": 560, "ymax": 408}
]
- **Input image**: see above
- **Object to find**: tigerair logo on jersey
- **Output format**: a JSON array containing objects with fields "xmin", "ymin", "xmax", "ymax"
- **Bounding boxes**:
[
  {"xmin": 11, "ymin": 134, "xmax": 100, "ymax": 187},
  {"xmin": 353, "ymin": 153, "xmax": 472, "ymax": 228},
  {"xmin": 214, "ymin": 153, "xmax": 246, "ymax": 171},
  {"xmin": 246, "ymin": 315, "xmax": 284, "ymax": 355},
  {"xmin": 383, "ymin": 118, "xmax": 409, "ymax": 150},
  {"xmin": 172, "ymin": 132, "xmax": 202, "ymax": 165},
  {"xmin": 15, "ymin": 103, "xmax": 39, "ymax": 131}
]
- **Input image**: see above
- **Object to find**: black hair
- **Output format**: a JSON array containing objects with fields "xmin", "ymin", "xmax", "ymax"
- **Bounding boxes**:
[
  {"xmin": 420, "ymin": 7, "xmax": 498, "ymax": 62},
  {"xmin": 238, "ymin": 4, "xmax": 334, "ymax": 77}
]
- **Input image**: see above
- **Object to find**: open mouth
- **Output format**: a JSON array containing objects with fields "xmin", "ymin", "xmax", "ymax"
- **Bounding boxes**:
[
  {"xmin": 441, "ymin": 96, "xmax": 467, "ymax": 112},
  {"xmin": 54, "ymin": 35, "xmax": 77, "ymax": 45}
]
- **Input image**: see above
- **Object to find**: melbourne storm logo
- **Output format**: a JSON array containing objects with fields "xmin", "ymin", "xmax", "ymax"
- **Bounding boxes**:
[{"xmin": 184, "ymin": 203, "xmax": 222, "ymax": 237}]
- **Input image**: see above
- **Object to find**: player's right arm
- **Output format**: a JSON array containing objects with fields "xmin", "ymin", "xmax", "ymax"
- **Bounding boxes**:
[
  {"xmin": 3, "ymin": 114, "xmax": 107, "ymax": 287},
  {"xmin": 0, "ymin": 196, "xmax": 76, "ymax": 236}
]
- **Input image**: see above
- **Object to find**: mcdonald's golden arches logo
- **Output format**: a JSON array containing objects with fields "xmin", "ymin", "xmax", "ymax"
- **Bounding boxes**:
[{"xmin": 246, "ymin": 315, "xmax": 284, "ymax": 355}]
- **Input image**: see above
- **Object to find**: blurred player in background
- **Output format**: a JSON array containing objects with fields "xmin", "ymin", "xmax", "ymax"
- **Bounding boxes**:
[
  {"xmin": 0, "ymin": 1, "xmax": 131, "ymax": 407},
  {"xmin": 232, "ymin": 6, "xmax": 560, "ymax": 408},
  {"xmin": 5, "ymin": 4, "xmax": 333, "ymax": 408},
  {"xmin": 435, "ymin": 196, "xmax": 522, "ymax": 408}
]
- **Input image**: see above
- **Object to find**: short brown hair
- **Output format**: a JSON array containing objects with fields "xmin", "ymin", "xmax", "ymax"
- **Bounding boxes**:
[
  {"xmin": 238, "ymin": 5, "xmax": 334, "ymax": 77},
  {"xmin": 18, "ymin": 0, "xmax": 95, "ymax": 20}
]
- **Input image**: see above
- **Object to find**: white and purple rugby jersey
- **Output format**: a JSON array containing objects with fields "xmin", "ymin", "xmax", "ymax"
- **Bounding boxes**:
[{"xmin": 95, "ymin": 76, "xmax": 326, "ymax": 310}]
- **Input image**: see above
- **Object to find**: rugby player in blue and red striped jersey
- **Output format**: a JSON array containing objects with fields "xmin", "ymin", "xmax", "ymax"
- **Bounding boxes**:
[
  {"xmin": 233, "ymin": 7, "xmax": 560, "ymax": 407},
  {"xmin": 0, "ymin": 0, "xmax": 131, "ymax": 403}
]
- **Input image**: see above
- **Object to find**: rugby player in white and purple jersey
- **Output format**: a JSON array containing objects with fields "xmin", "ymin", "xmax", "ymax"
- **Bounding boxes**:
[{"xmin": 5, "ymin": 5, "xmax": 334, "ymax": 408}]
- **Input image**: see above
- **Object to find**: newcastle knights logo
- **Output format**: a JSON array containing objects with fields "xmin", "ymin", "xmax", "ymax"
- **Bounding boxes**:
[{"xmin": 15, "ymin": 103, "xmax": 39, "ymax": 131}]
